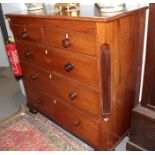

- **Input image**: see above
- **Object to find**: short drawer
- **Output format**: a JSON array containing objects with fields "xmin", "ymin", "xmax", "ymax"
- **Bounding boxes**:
[
  {"xmin": 44, "ymin": 29, "xmax": 97, "ymax": 56},
  {"xmin": 11, "ymin": 24, "xmax": 43, "ymax": 43},
  {"xmin": 16, "ymin": 41, "xmax": 99, "ymax": 87},
  {"xmin": 21, "ymin": 62, "xmax": 100, "ymax": 117},
  {"xmin": 16, "ymin": 40, "xmax": 45, "ymax": 62}
]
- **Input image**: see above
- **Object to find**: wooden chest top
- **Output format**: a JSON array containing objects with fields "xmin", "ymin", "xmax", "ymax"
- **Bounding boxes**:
[{"xmin": 6, "ymin": 5, "xmax": 147, "ymax": 23}]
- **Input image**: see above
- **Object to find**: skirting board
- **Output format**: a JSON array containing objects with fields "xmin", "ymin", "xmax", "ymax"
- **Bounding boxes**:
[{"xmin": 126, "ymin": 141, "xmax": 146, "ymax": 151}]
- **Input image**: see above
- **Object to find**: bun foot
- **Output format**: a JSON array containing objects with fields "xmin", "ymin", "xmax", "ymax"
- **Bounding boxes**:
[
  {"xmin": 27, "ymin": 103, "xmax": 38, "ymax": 114},
  {"xmin": 29, "ymin": 108, "xmax": 38, "ymax": 114}
]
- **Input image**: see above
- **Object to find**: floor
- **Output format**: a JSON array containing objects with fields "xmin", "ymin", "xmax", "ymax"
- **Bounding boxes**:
[
  {"xmin": 0, "ymin": 67, "xmax": 26, "ymax": 121},
  {"xmin": 0, "ymin": 67, "xmax": 128, "ymax": 151}
]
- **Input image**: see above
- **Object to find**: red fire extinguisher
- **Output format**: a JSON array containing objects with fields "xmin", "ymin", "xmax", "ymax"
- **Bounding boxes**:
[{"xmin": 5, "ymin": 37, "xmax": 22, "ymax": 77}]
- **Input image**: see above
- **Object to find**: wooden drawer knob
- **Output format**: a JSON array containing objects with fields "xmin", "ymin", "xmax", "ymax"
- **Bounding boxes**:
[
  {"xmin": 20, "ymin": 32, "xmax": 28, "ymax": 39},
  {"xmin": 72, "ymin": 120, "xmax": 80, "ymax": 127},
  {"xmin": 68, "ymin": 92, "xmax": 77, "ymax": 100},
  {"xmin": 30, "ymin": 74, "xmax": 37, "ymax": 80},
  {"xmin": 24, "ymin": 51, "xmax": 32, "ymax": 57},
  {"xmin": 63, "ymin": 33, "xmax": 70, "ymax": 48},
  {"xmin": 64, "ymin": 63, "xmax": 73, "ymax": 72},
  {"xmin": 35, "ymin": 97, "xmax": 43, "ymax": 104}
]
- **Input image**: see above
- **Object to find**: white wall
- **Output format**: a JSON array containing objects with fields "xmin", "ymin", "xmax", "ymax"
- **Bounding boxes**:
[
  {"xmin": 0, "ymin": 28, "xmax": 10, "ymax": 67},
  {"xmin": 2, "ymin": 3, "xmax": 26, "ymax": 14}
]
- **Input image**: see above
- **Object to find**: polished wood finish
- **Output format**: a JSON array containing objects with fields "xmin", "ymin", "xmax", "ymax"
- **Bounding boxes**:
[
  {"xmin": 44, "ymin": 29, "xmax": 97, "ymax": 56},
  {"xmin": 104, "ymin": 11, "xmax": 146, "ymax": 148},
  {"xmin": 9, "ymin": 17, "xmax": 97, "ymax": 33},
  {"xmin": 46, "ymin": 47, "xmax": 99, "ymax": 87},
  {"xmin": 100, "ymin": 44, "xmax": 111, "ymax": 117},
  {"xmin": 11, "ymin": 24, "xmax": 43, "ymax": 44},
  {"xmin": 16, "ymin": 41, "xmax": 99, "ymax": 87},
  {"xmin": 25, "ymin": 85, "xmax": 101, "ymax": 148},
  {"xmin": 6, "ymin": 5, "xmax": 147, "ymax": 23},
  {"xmin": 7, "ymin": 6, "xmax": 147, "ymax": 150},
  {"xmin": 127, "ymin": 4, "xmax": 155, "ymax": 151},
  {"xmin": 21, "ymin": 62, "xmax": 100, "ymax": 117}
]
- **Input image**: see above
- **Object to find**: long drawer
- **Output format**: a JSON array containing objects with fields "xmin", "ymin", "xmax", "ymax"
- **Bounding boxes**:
[
  {"xmin": 25, "ymin": 85, "xmax": 101, "ymax": 147},
  {"xmin": 44, "ymin": 29, "xmax": 97, "ymax": 56},
  {"xmin": 21, "ymin": 62, "xmax": 100, "ymax": 117},
  {"xmin": 16, "ymin": 41, "xmax": 99, "ymax": 87}
]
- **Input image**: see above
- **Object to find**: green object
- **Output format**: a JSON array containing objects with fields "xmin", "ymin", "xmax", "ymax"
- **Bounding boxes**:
[{"xmin": 8, "ymin": 37, "xmax": 14, "ymax": 43}]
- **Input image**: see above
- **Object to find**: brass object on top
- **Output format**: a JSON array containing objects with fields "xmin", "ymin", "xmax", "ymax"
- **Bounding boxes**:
[{"xmin": 55, "ymin": 3, "xmax": 80, "ymax": 12}]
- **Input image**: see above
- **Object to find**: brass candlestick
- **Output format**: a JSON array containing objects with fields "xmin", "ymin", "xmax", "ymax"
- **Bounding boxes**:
[{"xmin": 55, "ymin": 3, "xmax": 79, "ymax": 12}]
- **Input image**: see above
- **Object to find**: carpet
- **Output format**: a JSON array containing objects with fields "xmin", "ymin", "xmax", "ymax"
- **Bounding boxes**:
[{"xmin": 0, "ymin": 107, "xmax": 92, "ymax": 151}]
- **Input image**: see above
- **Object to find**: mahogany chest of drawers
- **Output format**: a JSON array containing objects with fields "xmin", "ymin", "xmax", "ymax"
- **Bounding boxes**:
[{"xmin": 6, "ymin": 6, "xmax": 147, "ymax": 150}]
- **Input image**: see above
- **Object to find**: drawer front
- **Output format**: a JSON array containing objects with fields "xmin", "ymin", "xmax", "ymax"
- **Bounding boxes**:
[
  {"xmin": 16, "ymin": 41, "xmax": 99, "ymax": 87},
  {"xmin": 25, "ymin": 84, "xmax": 100, "ymax": 147},
  {"xmin": 46, "ymin": 47, "xmax": 99, "ymax": 87},
  {"xmin": 49, "ymin": 96, "xmax": 101, "ymax": 147},
  {"xmin": 44, "ymin": 29, "xmax": 97, "ymax": 56},
  {"xmin": 16, "ymin": 40, "xmax": 46, "ymax": 62},
  {"xmin": 25, "ymin": 85, "xmax": 52, "ymax": 116},
  {"xmin": 21, "ymin": 62, "xmax": 100, "ymax": 117},
  {"xmin": 11, "ymin": 24, "xmax": 43, "ymax": 43},
  {"xmin": 9, "ymin": 17, "xmax": 96, "ymax": 33}
]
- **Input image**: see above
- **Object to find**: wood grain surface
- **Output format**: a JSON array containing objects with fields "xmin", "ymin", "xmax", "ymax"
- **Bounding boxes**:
[{"xmin": 7, "ymin": 6, "xmax": 147, "ymax": 150}]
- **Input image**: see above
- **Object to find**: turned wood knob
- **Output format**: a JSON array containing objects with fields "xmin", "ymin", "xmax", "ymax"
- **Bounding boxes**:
[
  {"xmin": 64, "ymin": 63, "xmax": 73, "ymax": 72},
  {"xmin": 20, "ymin": 32, "xmax": 28, "ymax": 39},
  {"xmin": 30, "ymin": 74, "xmax": 37, "ymax": 80},
  {"xmin": 72, "ymin": 120, "xmax": 80, "ymax": 127},
  {"xmin": 63, "ymin": 33, "xmax": 70, "ymax": 48},
  {"xmin": 68, "ymin": 92, "xmax": 77, "ymax": 100},
  {"xmin": 35, "ymin": 98, "xmax": 43, "ymax": 104},
  {"xmin": 24, "ymin": 51, "xmax": 32, "ymax": 57}
]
